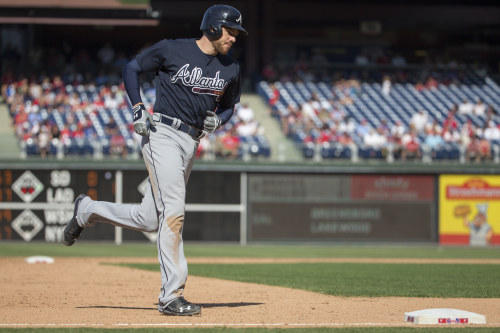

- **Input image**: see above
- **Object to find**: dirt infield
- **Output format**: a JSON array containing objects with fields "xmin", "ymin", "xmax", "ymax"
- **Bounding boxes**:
[{"xmin": 1, "ymin": 257, "xmax": 499, "ymax": 328}]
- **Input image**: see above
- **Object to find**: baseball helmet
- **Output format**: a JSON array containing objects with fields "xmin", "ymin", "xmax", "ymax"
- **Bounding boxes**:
[{"xmin": 200, "ymin": 4, "xmax": 248, "ymax": 39}]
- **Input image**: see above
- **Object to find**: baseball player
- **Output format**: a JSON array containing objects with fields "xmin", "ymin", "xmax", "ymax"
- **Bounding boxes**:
[{"xmin": 62, "ymin": 4, "xmax": 247, "ymax": 316}]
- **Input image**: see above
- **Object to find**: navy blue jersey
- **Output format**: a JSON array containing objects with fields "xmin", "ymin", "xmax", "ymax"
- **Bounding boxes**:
[{"xmin": 135, "ymin": 38, "xmax": 242, "ymax": 129}]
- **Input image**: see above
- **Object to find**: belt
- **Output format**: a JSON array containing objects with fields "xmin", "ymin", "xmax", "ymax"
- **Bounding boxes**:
[{"xmin": 155, "ymin": 114, "xmax": 204, "ymax": 140}]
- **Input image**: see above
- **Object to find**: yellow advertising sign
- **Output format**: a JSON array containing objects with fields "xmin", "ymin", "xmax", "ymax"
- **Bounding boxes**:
[{"xmin": 439, "ymin": 175, "xmax": 499, "ymax": 246}]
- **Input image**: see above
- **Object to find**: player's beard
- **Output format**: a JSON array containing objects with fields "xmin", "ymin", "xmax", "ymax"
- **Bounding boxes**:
[{"xmin": 213, "ymin": 39, "xmax": 233, "ymax": 55}]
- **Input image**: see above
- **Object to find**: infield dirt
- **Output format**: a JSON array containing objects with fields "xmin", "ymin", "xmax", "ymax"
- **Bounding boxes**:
[{"xmin": 1, "ymin": 257, "xmax": 499, "ymax": 328}]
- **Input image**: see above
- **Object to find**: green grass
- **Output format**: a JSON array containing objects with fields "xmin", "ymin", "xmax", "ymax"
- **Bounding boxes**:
[
  {"xmin": 0, "ymin": 242, "xmax": 158, "ymax": 257},
  {"xmin": 0, "ymin": 328, "xmax": 499, "ymax": 333},
  {"xmin": 117, "ymin": 262, "xmax": 500, "ymax": 298},
  {"xmin": 183, "ymin": 244, "xmax": 500, "ymax": 259},
  {"xmin": 0, "ymin": 242, "xmax": 499, "ymax": 259}
]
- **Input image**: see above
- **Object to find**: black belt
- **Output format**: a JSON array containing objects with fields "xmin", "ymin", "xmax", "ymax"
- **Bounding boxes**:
[{"xmin": 157, "ymin": 114, "xmax": 203, "ymax": 139}]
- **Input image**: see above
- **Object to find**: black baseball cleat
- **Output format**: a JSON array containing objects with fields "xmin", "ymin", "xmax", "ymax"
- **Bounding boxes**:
[
  {"xmin": 62, "ymin": 194, "xmax": 87, "ymax": 246},
  {"xmin": 161, "ymin": 297, "xmax": 201, "ymax": 316}
]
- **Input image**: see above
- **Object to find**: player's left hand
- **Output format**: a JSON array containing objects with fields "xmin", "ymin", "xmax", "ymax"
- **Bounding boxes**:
[{"xmin": 203, "ymin": 111, "xmax": 221, "ymax": 133}]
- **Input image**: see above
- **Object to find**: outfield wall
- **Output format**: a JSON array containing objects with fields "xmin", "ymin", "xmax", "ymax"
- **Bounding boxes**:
[{"xmin": 0, "ymin": 160, "xmax": 499, "ymax": 246}]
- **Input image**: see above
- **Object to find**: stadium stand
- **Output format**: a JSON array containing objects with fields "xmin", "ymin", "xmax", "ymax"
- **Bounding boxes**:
[
  {"xmin": 1, "ymin": 35, "xmax": 498, "ymax": 164},
  {"xmin": 3, "ymin": 77, "xmax": 271, "ymax": 160},
  {"xmin": 257, "ymin": 69, "xmax": 500, "ymax": 163}
]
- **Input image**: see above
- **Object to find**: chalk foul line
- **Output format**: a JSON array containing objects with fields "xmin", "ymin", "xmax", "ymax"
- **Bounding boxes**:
[{"xmin": 1, "ymin": 322, "xmax": 499, "ymax": 327}]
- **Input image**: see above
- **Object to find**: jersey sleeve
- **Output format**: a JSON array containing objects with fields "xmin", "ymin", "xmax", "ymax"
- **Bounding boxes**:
[
  {"xmin": 122, "ymin": 59, "xmax": 143, "ymax": 106},
  {"xmin": 135, "ymin": 39, "xmax": 170, "ymax": 72}
]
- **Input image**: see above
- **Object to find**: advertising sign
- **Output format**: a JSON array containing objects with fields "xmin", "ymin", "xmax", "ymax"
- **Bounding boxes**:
[
  {"xmin": 0, "ymin": 169, "xmax": 115, "ymax": 242},
  {"xmin": 248, "ymin": 174, "xmax": 436, "ymax": 242},
  {"xmin": 0, "ymin": 168, "xmax": 242, "ymax": 243},
  {"xmin": 439, "ymin": 175, "xmax": 500, "ymax": 246},
  {"xmin": 250, "ymin": 202, "xmax": 433, "ymax": 241}
]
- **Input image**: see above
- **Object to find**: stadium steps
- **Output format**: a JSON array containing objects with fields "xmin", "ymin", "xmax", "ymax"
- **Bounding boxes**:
[
  {"xmin": 0, "ymin": 101, "xmax": 21, "ymax": 158},
  {"xmin": 240, "ymin": 93, "xmax": 302, "ymax": 162}
]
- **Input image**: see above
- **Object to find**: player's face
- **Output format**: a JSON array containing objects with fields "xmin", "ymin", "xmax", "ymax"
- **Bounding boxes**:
[{"xmin": 213, "ymin": 26, "xmax": 239, "ymax": 55}]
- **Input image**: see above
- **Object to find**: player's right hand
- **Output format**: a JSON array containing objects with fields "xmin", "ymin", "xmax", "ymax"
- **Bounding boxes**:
[{"xmin": 132, "ymin": 103, "xmax": 155, "ymax": 136}]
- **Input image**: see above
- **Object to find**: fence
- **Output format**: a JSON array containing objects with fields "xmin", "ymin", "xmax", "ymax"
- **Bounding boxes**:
[{"xmin": 0, "ymin": 160, "xmax": 498, "ymax": 246}]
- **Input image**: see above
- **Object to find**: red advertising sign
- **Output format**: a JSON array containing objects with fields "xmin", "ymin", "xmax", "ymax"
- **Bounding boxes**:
[{"xmin": 351, "ymin": 175, "xmax": 434, "ymax": 201}]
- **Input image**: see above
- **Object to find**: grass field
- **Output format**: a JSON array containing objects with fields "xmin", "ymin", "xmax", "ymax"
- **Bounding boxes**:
[
  {"xmin": 1, "ymin": 242, "xmax": 499, "ymax": 332},
  {"xmin": 119, "ymin": 262, "xmax": 500, "ymax": 298},
  {"xmin": 1, "ymin": 242, "xmax": 499, "ymax": 259}
]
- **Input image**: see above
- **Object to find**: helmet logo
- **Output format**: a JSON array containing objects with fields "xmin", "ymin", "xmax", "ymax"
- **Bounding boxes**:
[{"xmin": 236, "ymin": 15, "xmax": 242, "ymax": 24}]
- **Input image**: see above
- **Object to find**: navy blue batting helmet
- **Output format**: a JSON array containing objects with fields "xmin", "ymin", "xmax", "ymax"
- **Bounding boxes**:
[{"xmin": 200, "ymin": 4, "xmax": 248, "ymax": 39}]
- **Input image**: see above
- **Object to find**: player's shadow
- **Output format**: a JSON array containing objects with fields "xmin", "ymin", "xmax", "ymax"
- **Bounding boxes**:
[{"xmin": 77, "ymin": 302, "xmax": 262, "ymax": 310}]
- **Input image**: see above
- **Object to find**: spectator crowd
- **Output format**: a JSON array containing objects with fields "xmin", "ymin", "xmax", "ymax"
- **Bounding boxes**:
[
  {"xmin": 1, "ymin": 73, "xmax": 269, "ymax": 160},
  {"xmin": 259, "ymin": 48, "xmax": 500, "ymax": 163},
  {"xmin": 2, "ymin": 40, "xmax": 499, "ymax": 163}
]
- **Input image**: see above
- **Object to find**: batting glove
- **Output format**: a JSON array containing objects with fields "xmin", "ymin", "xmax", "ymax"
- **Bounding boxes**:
[
  {"xmin": 133, "ymin": 103, "xmax": 155, "ymax": 136},
  {"xmin": 203, "ymin": 111, "xmax": 221, "ymax": 133}
]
